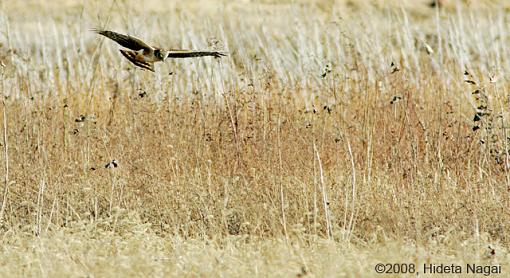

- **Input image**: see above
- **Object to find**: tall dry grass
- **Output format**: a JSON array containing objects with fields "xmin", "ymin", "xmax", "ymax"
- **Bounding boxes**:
[{"xmin": 0, "ymin": 0, "xmax": 509, "ymax": 276}]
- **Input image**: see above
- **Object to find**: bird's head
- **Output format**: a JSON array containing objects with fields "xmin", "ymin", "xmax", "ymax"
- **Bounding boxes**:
[{"xmin": 154, "ymin": 49, "xmax": 170, "ymax": 61}]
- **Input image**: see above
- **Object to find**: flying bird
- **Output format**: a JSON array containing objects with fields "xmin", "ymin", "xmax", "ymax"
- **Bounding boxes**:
[{"xmin": 94, "ymin": 29, "xmax": 226, "ymax": 72}]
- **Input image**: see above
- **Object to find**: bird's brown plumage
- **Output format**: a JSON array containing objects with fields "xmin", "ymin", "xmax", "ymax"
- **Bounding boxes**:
[
  {"xmin": 119, "ymin": 50, "xmax": 155, "ymax": 72},
  {"xmin": 94, "ymin": 29, "xmax": 152, "ymax": 51}
]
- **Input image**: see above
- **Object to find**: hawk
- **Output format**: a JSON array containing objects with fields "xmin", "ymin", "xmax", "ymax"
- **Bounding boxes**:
[{"xmin": 94, "ymin": 29, "xmax": 226, "ymax": 72}]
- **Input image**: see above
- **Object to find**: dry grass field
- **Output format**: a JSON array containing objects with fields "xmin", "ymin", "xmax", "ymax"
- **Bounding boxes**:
[{"xmin": 1, "ymin": 0, "xmax": 510, "ymax": 276}]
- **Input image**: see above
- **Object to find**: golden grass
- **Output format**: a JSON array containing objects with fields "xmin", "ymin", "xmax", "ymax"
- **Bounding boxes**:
[
  {"xmin": 0, "ymin": 0, "xmax": 509, "ymax": 276},
  {"xmin": 2, "ymin": 217, "xmax": 508, "ymax": 277}
]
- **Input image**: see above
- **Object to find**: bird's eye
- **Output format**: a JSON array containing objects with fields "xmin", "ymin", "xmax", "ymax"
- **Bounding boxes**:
[{"xmin": 154, "ymin": 50, "xmax": 161, "ymax": 58}]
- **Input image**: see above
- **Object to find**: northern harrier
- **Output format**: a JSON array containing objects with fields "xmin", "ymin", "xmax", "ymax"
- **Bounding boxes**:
[{"xmin": 94, "ymin": 29, "xmax": 226, "ymax": 72}]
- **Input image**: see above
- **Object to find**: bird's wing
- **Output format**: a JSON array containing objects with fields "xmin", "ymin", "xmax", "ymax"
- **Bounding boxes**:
[
  {"xmin": 94, "ymin": 29, "xmax": 152, "ymax": 51},
  {"xmin": 119, "ymin": 50, "xmax": 155, "ymax": 72},
  {"xmin": 165, "ymin": 50, "xmax": 227, "ymax": 59}
]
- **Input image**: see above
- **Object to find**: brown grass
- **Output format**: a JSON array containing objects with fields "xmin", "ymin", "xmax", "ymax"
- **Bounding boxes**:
[{"xmin": 0, "ymin": 0, "xmax": 509, "ymax": 276}]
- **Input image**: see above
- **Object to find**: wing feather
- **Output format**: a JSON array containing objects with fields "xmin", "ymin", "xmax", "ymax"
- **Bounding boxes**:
[
  {"xmin": 119, "ymin": 50, "xmax": 155, "ymax": 72},
  {"xmin": 166, "ymin": 50, "xmax": 227, "ymax": 59},
  {"xmin": 94, "ymin": 29, "xmax": 152, "ymax": 51}
]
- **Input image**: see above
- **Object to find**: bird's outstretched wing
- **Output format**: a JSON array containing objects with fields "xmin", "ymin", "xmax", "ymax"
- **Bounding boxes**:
[
  {"xmin": 94, "ymin": 29, "xmax": 152, "ymax": 51},
  {"xmin": 166, "ymin": 50, "xmax": 227, "ymax": 59},
  {"xmin": 119, "ymin": 50, "xmax": 155, "ymax": 72}
]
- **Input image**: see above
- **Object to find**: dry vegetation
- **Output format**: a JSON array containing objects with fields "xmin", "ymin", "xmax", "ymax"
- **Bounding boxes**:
[{"xmin": 1, "ymin": 0, "xmax": 510, "ymax": 276}]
